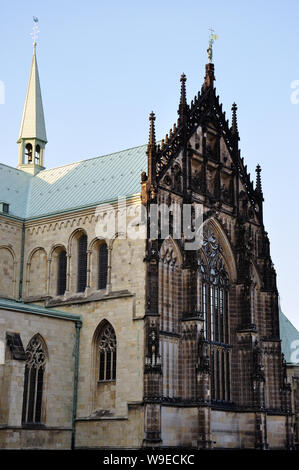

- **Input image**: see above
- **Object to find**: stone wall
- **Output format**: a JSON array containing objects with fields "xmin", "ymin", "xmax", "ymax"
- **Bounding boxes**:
[
  {"xmin": 0, "ymin": 216, "xmax": 23, "ymax": 299},
  {"xmin": 0, "ymin": 307, "xmax": 77, "ymax": 449}
]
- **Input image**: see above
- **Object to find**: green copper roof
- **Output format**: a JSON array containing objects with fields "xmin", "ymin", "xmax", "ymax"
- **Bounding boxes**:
[
  {"xmin": 279, "ymin": 302, "xmax": 299, "ymax": 364},
  {"xmin": 0, "ymin": 163, "xmax": 33, "ymax": 218},
  {"xmin": 0, "ymin": 144, "xmax": 147, "ymax": 219}
]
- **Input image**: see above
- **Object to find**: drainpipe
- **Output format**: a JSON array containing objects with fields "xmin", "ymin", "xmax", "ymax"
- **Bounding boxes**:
[
  {"xmin": 71, "ymin": 320, "xmax": 82, "ymax": 449},
  {"xmin": 18, "ymin": 222, "xmax": 25, "ymax": 300}
]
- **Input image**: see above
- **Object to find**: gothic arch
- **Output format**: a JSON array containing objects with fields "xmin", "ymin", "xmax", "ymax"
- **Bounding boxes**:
[
  {"xmin": 160, "ymin": 236, "xmax": 183, "ymax": 266},
  {"xmin": 91, "ymin": 320, "xmax": 117, "ymax": 412},
  {"xmin": 25, "ymin": 333, "xmax": 49, "ymax": 359},
  {"xmin": 202, "ymin": 217, "xmax": 237, "ymax": 282}
]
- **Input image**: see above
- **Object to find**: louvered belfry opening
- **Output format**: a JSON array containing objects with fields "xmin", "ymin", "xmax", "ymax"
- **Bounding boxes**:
[
  {"xmin": 57, "ymin": 249, "xmax": 67, "ymax": 295},
  {"xmin": 77, "ymin": 234, "xmax": 87, "ymax": 292},
  {"xmin": 98, "ymin": 243, "xmax": 108, "ymax": 290}
]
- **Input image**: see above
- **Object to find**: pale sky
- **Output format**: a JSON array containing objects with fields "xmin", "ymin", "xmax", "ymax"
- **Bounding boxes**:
[{"xmin": 0, "ymin": 0, "xmax": 298, "ymax": 329}]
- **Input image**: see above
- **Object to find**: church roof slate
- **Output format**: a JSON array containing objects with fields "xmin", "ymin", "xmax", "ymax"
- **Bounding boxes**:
[{"xmin": 0, "ymin": 144, "xmax": 147, "ymax": 219}]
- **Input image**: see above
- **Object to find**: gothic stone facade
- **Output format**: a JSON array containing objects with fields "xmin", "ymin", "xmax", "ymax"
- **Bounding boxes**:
[{"xmin": 0, "ymin": 62, "xmax": 296, "ymax": 449}]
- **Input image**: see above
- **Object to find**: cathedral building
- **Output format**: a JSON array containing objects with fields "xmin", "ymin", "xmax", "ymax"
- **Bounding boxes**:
[{"xmin": 0, "ymin": 39, "xmax": 298, "ymax": 450}]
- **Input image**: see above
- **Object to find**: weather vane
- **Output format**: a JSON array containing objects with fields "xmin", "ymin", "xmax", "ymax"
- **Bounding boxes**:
[
  {"xmin": 207, "ymin": 28, "xmax": 218, "ymax": 63},
  {"xmin": 30, "ymin": 16, "xmax": 40, "ymax": 46}
]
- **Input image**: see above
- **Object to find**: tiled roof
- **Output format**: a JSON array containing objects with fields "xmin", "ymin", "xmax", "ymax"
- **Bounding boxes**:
[{"xmin": 0, "ymin": 144, "xmax": 147, "ymax": 219}]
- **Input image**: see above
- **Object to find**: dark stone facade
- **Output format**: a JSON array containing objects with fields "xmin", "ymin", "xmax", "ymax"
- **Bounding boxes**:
[{"xmin": 141, "ymin": 63, "xmax": 294, "ymax": 449}]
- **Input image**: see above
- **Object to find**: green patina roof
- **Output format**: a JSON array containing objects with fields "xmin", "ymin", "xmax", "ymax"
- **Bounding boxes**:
[
  {"xmin": 279, "ymin": 302, "xmax": 299, "ymax": 364},
  {"xmin": 0, "ymin": 163, "xmax": 33, "ymax": 218},
  {"xmin": 0, "ymin": 144, "xmax": 147, "ymax": 219},
  {"xmin": 0, "ymin": 297, "xmax": 81, "ymax": 323}
]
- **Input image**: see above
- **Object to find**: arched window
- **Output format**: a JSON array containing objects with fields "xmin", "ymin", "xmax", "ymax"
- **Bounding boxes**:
[
  {"xmin": 77, "ymin": 234, "xmax": 87, "ymax": 292},
  {"xmin": 57, "ymin": 249, "xmax": 67, "ymax": 295},
  {"xmin": 200, "ymin": 228, "xmax": 230, "ymax": 402},
  {"xmin": 21, "ymin": 335, "xmax": 46, "ymax": 425},
  {"xmin": 25, "ymin": 143, "xmax": 32, "ymax": 163},
  {"xmin": 98, "ymin": 323, "xmax": 117, "ymax": 381},
  {"xmin": 98, "ymin": 243, "xmax": 108, "ymax": 290}
]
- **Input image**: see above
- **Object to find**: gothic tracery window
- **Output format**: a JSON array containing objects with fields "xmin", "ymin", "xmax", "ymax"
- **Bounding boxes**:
[
  {"xmin": 98, "ymin": 323, "xmax": 117, "ymax": 381},
  {"xmin": 21, "ymin": 335, "xmax": 47, "ymax": 425},
  {"xmin": 200, "ymin": 228, "xmax": 231, "ymax": 402}
]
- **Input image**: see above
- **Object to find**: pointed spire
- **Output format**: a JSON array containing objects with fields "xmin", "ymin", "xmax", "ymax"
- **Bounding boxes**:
[
  {"xmin": 231, "ymin": 103, "xmax": 239, "ymax": 135},
  {"xmin": 18, "ymin": 45, "xmax": 47, "ymax": 144},
  {"xmin": 17, "ymin": 42, "xmax": 47, "ymax": 174},
  {"xmin": 178, "ymin": 73, "xmax": 188, "ymax": 123},
  {"xmin": 147, "ymin": 111, "xmax": 156, "ymax": 150},
  {"xmin": 146, "ymin": 111, "xmax": 156, "ymax": 183},
  {"xmin": 255, "ymin": 164, "xmax": 263, "ymax": 196},
  {"xmin": 180, "ymin": 73, "xmax": 187, "ymax": 106},
  {"xmin": 255, "ymin": 164, "xmax": 264, "ymax": 224}
]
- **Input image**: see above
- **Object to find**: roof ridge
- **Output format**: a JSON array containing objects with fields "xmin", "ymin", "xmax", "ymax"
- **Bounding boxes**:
[
  {"xmin": 39, "ymin": 142, "xmax": 147, "ymax": 173},
  {"xmin": 0, "ymin": 162, "xmax": 34, "ymax": 176}
]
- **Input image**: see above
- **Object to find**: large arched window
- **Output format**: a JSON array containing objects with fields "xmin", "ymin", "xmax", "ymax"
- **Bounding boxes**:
[
  {"xmin": 98, "ymin": 243, "xmax": 108, "ymax": 290},
  {"xmin": 22, "ymin": 335, "xmax": 47, "ymax": 425},
  {"xmin": 200, "ymin": 228, "xmax": 231, "ymax": 402},
  {"xmin": 98, "ymin": 322, "xmax": 117, "ymax": 381},
  {"xmin": 57, "ymin": 249, "xmax": 67, "ymax": 295},
  {"xmin": 77, "ymin": 234, "xmax": 87, "ymax": 292}
]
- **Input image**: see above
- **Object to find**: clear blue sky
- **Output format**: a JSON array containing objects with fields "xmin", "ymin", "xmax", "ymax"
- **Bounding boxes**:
[{"xmin": 0, "ymin": 0, "xmax": 298, "ymax": 328}]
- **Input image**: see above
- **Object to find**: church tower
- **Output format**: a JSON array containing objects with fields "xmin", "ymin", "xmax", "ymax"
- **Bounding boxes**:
[{"xmin": 17, "ymin": 40, "xmax": 47, "ymax": 175}]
